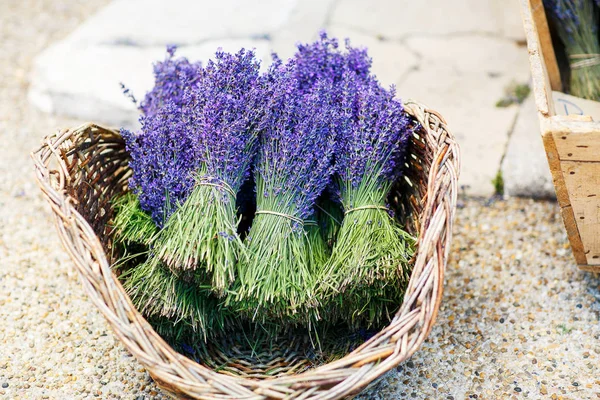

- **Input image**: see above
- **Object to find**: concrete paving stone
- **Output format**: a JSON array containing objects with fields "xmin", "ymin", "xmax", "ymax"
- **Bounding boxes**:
[
  {"xmin": 331, "ymin": 0, "xmax": 511, "ymax": 39},
  {"xmin": 29, "ymin": 39, "xmax": 271, "ymax": 129},
  {"xmin": 493, "ymin": 0, "xmax": 527, "ymax": 41},
  {"xmin": 397, "ymin": 34, "xmax": 530, "ymax": 196},
  {"xmin": 327, "ymin": 26, "xmax": 419, "ymax": 88},
  {"xmin": 269, "ymin": 0, "xmax": 334, "ymax": 61},
  {"xmin": 501, "ymin": 94, "xmax": 556, "ymax": 199},
  {"xmin": 397, "ymin": 65, "xmax": 521, "ymax": 196},
  {"xmin": 63, "ymin": 0, "xmax": 296, "ymax": 47},
  {"xmin": 404, "ymin": 35, "xmax": 530, "ymax": 80}
]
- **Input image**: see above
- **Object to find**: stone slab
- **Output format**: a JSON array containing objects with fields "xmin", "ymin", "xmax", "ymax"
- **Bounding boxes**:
[
  {"xmin": 327, "ymin": 26, "xmax": 419, "ymax": 88},
  {"xmin": 64, "ymin": 0, "xmax": 296, "ymax": 47},
  {"xmin": 404, "ymin": 36, "xmax": 530, "ymax": 80},
  {"xmin": 29, "ymin": 39, "xmax": 270, "ymax": 129},
  {"xmin": 398, "ymin": 65, "xmax": 520, "ymax": 197},
  {"xmin": 331, "ymin": 0, "xmax": 525, "ymax": 40},
  {"xmin": 501, "ymin": 94, "xmax": 556, "ymax": 199},
  {"xmin": 269, "ymin": 0, "xmax": 334, "ymax": 61},
  {"xmin": 397, "ymin": 35, "xmax": 530, "ymax": 197}
]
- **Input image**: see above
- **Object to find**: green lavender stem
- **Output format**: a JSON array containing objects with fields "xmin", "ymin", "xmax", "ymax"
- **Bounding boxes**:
[
  {"xmin": 111, "ymin": 192, "xmax": 158, "ymax": 246},
  {"xmin": 230, "ymin": 174, "xmax": 321, "ymax": 323},
  {"xmin": 122, "ymin": 257, "xmax": 231, "ymax": 342},
  {"xmin": 151, "ymin": 170, "xmax": 243, "ymax": 295},
  {"xmin": 319, "ymin": 177, "xmax": 415, "ymax": 329}
]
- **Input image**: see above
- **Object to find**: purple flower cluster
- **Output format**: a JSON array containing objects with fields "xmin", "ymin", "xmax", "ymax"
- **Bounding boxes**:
[
  {"xmin": 122, "ymin": 101, "xmax": 198, "ymax": 225},
  {"xmin": 189, "ymin": 49, "xmax": 265, "ymax": 192},
  {"xmin": 256, "ymin": 58, "xmax": 337, "ymax": 220},
  {"xmin": 140, "ymin": 46, "xmax": 203, "ymax": 118},
  {"xmin": 290, "ymin": 32, "xmax": 411, "ymax": 193},
  {"xmin": 544, "ymin": 0, "xmax": 580, "ymax": 27},
  {"xmin": 293, "ymin": 31, "xmax": 372, "ymax": 93},
  {"xmin": 123, "ymin": 47, "xmax": 264, "ymax": 225},
  {"xmin": 123, "ymin": 34, "xmax": 411, "ymax": 226},
  {"xmin": 335, "ymin": 76, "xmax": 412, "ymax": 190},
  {"xmin": 543, "ymin": 0, "xmax": 600, "ymax": 37}
]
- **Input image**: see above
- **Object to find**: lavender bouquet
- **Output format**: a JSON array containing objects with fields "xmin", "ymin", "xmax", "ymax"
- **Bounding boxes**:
[
  {"xmin": 150, "ymin": 49, "xmax": 266, "ymax": 294},
  {"xmin": 231, "ymin": 58, "xmax": 337, "ymax": 321},
  {"xmin": 122, "ymin": 256, "xmax": 232, "ymax": 343},
  {"xmin": 320, "ymin": 76, "xmax": 415, "ymax": 329},
  {"xmin": 544, "ymin": 0, "xmax": 600, "ymax": 100},
  {"xmin": 119, "ymin": 96, "xmax": 230, "ymax": 342}
]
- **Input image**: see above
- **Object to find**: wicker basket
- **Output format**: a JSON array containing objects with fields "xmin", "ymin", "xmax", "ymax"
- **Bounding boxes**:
[{"xmin": 32, "ymin": 100, "xmax": 459, "ymax": 399}]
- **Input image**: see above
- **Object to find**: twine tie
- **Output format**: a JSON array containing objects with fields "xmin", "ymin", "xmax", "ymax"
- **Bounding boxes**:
[
  {"xmin": 570, "ymin": 54, "xmax": 600, "ymax": 70},
  {"xmin": 196, "ymin": 176, "xmax": 236, "ymax": 199},
  {"xmin": 344, "ymin": 205, "xmax": 390, "ymax": 215},
  {"xmin": 255, "ymin": 210, "xmax": 304, "ymax": 226}
]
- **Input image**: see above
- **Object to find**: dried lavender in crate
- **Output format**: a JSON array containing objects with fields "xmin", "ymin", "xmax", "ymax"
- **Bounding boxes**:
[{"xmin": 544, "ymin": 0, "xmax": 600, "ymax": 100}]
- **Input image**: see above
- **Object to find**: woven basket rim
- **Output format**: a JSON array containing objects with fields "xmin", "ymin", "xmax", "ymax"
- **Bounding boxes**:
[{"xmin": 31, "ymin": 99, "xmax": 460, "ymax": 399}]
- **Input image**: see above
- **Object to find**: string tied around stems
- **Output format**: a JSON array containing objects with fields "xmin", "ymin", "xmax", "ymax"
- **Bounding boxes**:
[
  {"xmin": 196, "ymin": 175, "xmax": 236, "ymax": 199},
  {"xmin": 344, "ymin": 205, "xmax": 390, "ymax": 216},
  {"xmin": 255, "ymin": 210, "xmax": 305, "ymax": 226},
  {"xmin": 570, "ymin": 54, "xmax": 600, "ymax": 70}
]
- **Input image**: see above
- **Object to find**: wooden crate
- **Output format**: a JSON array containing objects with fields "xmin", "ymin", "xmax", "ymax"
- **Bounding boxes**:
[{"xmin": 521, "ymin": 0, "xmax": 600, "ymax": 272}]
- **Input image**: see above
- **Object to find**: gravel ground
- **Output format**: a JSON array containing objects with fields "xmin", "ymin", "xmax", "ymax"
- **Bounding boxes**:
[{"xmin": 1, "ymin": 1, "xmax": 600, "ymax": 399}]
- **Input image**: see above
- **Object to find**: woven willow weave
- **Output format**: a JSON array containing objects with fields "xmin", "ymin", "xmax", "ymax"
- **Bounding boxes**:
[{"xmin": 32, "ymin": 100, "xmax": 460, "ymax": 399}]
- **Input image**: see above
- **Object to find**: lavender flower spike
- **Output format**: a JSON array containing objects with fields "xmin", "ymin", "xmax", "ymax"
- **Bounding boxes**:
[
  {"xmin": 121, "ymin": 47, "xmax": 203, "ymax": 226},
  {"xmin": 121, "ymin": 99, "xmax": 198, "ymax": 226},
  {"xmin": 140, "ymin": 46, "xmax": 202, "ymax": 118}
]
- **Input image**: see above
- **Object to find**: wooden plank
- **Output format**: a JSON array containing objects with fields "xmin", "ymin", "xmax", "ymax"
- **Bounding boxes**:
[
  {"xmin": 579, "ymin": 265, "xmax": 600, "ymax": 273},
  {"xmin": 541, "ymin": 131, "xmax": 588, "ymax": 265},
  {"xmin": 521, "ymin": 0, "xmax": 554, "ymax": 116},
  {"xmin": 560, "ymin": 161, "xmax": 600, "ymax": 265},
  {"xmin": 529, "ymin": 0, "xmax": 562, "ymax": 91},
  {"xmin": 553, "ymin": 130, "xmax": 600, "ymax": 162},
  {"xmin": 560, "ymin": 205, "xmax": 588, "ymax": 266},
  {"xmin": 542, "ymin": 131, "xmax": 571, "ymax": 206}
]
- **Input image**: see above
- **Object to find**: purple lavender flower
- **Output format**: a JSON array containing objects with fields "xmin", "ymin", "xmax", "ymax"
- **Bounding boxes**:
[
  {"xmin": 122, "ymin": 100, "xmax": 198, "ymax": 226},
  {"xmin": 335, "ymin": 76, "xmax": 411, "ymax": 191},
  {"xmin": 256, "ymin": 58, "xmax": 338, "ymax": 221},
  {"xmin": 293, "ymin": 31, "xmax": 372, "ymax": 92},
  {"xmin": 189, "ymin": 48, "xmax": 265, "ymax": 192},
  {"xmin": 544, "ymin": 0, "xmax": 580, "ymax": 27},
  {"xmin": 140, "ymin": 46, "xmax": 202, "ymax": 118}
]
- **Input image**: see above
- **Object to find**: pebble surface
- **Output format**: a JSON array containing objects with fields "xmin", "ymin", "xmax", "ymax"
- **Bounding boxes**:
[
  {"xmin": 359, "ymin": 198, "xmax": 600, "ymax": 399},
  {"xmin": 1, "ymin": 1, "xmax": 600, "ymax": 399}
]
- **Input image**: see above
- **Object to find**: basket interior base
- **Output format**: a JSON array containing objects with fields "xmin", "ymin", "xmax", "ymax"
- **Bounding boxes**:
[{"xmin": 165, "ymin": 323, "xmax": 376, "ymax": 379}]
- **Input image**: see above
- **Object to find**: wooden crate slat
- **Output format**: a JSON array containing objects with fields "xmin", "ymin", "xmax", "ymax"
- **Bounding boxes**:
[
  {"xmin": 560, "ymin": 160, "xmax": 600, "ymax": 265},
  {"xmin": 553, "ymin": 130, "xmax": 600, "ymax": 162},
  {"xmin": 529, "ymin": 0, "xmax": 562, "ymax": 92}
]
